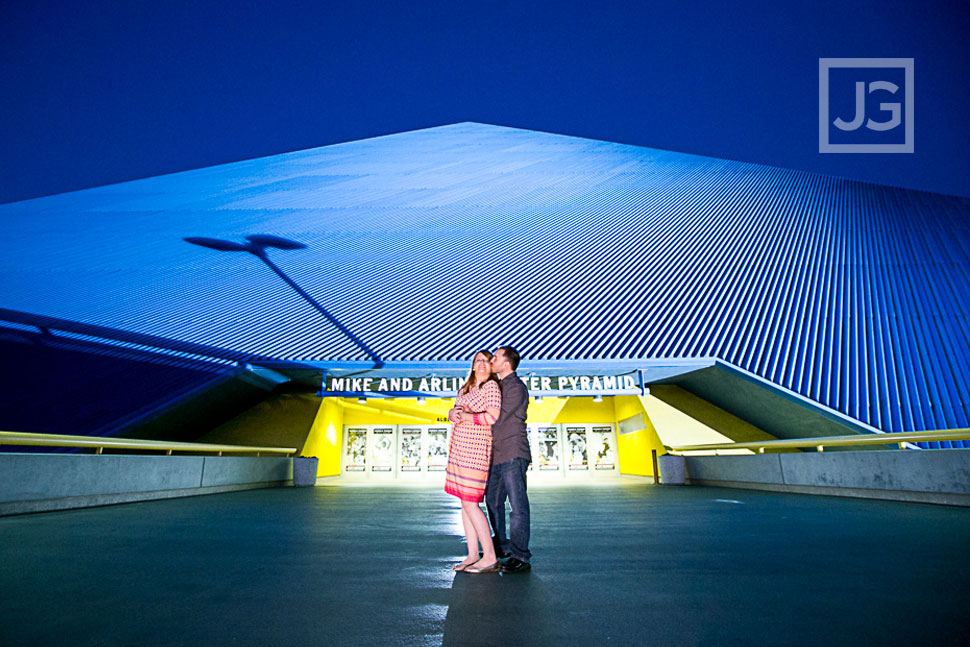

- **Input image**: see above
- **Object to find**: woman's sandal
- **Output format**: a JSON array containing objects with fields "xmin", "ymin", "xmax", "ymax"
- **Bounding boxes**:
[
  {"xmin": 453, "ymin": 559, "xmax": 477, "ymax": 572},
  {"xmin": 464, "ymin": 561, "xmax": 499, "ymax": 574}
]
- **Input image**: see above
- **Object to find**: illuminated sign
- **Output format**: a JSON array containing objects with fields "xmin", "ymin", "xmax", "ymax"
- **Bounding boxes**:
[{"xmin": 324, "ymin": 374, "xmax": 639, "ymax": 395}]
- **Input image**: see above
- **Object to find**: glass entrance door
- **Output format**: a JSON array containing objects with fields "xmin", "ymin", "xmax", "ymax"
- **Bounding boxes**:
[
  {"xmin": 341, "ymin": 425, "xmax": 398, "ymax": 480},
  {"xmin": 529, "ymin": 423, "xmax": 619, "ymax": 479},
  {"xmin": 588, "ymin": 425, "xmax": 618, "ymax": 474},
  {"xmin": 531, "ymin": 424, "xmax": 563, "ymax": 475},
  {"xmin": 342, "ymin": 424, "xmax": 452, "ymax": 480},
  {"xmin": 397, "ymin": 424, "xmax": 451, "ymax": 480},
  {"xmin": 343, "ymin": 423, "xmax": 616, "ymax": 480}
]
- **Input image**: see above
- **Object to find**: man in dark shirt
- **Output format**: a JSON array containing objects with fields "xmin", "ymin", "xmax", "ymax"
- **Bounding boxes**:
[{"xmin": 486, "ymin": 346, "xmax": 532, "ymax": 573}]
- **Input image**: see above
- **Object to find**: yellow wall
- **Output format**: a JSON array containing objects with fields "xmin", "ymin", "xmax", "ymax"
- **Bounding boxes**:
[
  {"xmin": 302, "ymin": 397, "xmax": 455, "ymax": 477},
  {"xmin": 645, "ymin": 385, "xmax": 778, "ymax": 451},
  {"xmin": 639, "ymin": 391, "xmax": 756, "ymax": 453},
  {"xmin": 343, "ymin": 398, "xmax": 453, "ymax": 426},
  {"xmin": 613, "ymin": 395, "xmax": 666, "ymax": 477},
  {"xmin": 303, "ymin": 398, "xmax": 344, "ymax": 477},
  {"xmin": 527, "ymin": 396, "xmax": 615, "ymax": 424}
]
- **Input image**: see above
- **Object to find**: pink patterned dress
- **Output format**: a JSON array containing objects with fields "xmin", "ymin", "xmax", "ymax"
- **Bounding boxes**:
[{"xmin": 444, "ymin": 381, "xmax": 501, "ymax": 502}]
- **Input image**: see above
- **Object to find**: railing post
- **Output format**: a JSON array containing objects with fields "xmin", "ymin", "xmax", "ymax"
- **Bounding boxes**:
[{"xmin": 651, "ymin": 449, "xmax": 660, "ymax": 484}]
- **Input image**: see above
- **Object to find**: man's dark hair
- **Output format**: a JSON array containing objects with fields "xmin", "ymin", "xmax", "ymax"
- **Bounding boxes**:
[{"xmin": 498, "ymin": 346, "xmax": 520, "ymax": 371}]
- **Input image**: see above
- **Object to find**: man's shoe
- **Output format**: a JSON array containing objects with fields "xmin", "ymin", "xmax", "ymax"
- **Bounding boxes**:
[{"xmin": 499, "ymin": 557, "xmax": 531, "ymax": 574}]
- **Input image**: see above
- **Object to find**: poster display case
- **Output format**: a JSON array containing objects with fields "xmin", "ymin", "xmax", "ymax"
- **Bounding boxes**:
[
  {"xmin": 566, "ymin": 426, "xmax": 589, "ymax": 470},
  {"xmin": 344, "ymin": 428, "xmax": 368, "ymax": 473},
  {"xmin": 535, "ymin": 426, "xmax": 561, "ymax": 471},
  {"xmin": 590, "ymin": 426, "xmax": 616, "ymax": 470},
  {"xmin": 370, "ymin": 428, "xmax": 395, "ymax": 472},
  {"xmin": 426, "ymin": 427, "xmax": 449, "ymax": 472},
  {"xmin": 399, "ymin": 427, "xmax": 423, "ymax": 472}
]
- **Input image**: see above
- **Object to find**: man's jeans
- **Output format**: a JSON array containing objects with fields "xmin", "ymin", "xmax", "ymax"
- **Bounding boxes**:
[{"xmin": 485, "ymin": 457, "xmax": 531, "ymax": 562}]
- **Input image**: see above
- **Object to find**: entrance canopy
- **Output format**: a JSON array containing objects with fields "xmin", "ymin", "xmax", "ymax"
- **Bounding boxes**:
[{"xmin": 316, "ymin": 357, "xmax": 708, "ymax": 397}]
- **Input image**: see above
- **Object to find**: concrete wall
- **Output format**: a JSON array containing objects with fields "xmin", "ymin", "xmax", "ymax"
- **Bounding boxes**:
[
  {"xmin": 681, "ymin": 449, "xmax": 970, "ymax": 506},
  {"xmin": 0, "ymin": 454, "xmax": 294, "ymax": 516}
]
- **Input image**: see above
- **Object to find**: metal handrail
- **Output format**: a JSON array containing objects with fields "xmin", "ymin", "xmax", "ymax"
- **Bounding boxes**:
[
  {"xmin": 666, "ymin": 428, "xmax": 970, "ymax": 455},
  {"xmin": 0, "ymin": 431, "xmax": 297, "ymax": 456}
]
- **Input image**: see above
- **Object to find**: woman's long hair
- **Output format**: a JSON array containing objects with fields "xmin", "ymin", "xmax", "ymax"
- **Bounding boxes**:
[{"xmin": 460, "ymin": 349, "xmax": 499, "ymax": 395}]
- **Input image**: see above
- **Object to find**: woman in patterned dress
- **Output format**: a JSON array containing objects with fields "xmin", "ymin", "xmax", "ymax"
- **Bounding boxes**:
[{"xmin": 445, "ymin": 350, "xmax": 502, "ymax": 574}]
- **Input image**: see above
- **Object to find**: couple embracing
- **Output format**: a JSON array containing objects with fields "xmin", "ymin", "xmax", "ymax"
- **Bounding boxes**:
[{"xmin": 444, "ymin": 346, "xmax": 532, "ymax": 575}]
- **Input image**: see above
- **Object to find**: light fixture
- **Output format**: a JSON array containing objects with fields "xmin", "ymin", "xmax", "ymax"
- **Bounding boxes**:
[
  {"xmin": 593, "ymin": 395, "xmax": 603, "ymax": 403},
  {"xmin": 416, "ymin": 396, "xmax": 426, "ymax": 405},
  {"xmin": 534, "ymin": 395, "xmax": 543, "ymax": 402},
  {"xmin": 357, "ymin": 395, "xmax": 367, "ymax": 404}
]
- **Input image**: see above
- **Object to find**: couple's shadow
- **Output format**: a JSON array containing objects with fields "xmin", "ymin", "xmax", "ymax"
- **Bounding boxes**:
[{"xmin": 441, "ymin": 568, "xmax": 559, "ymax": 646}]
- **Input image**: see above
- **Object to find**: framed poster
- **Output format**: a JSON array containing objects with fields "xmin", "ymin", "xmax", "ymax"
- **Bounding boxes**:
[
  {"xmin": 537, "ymin": 426, "xmax": 560, "ymax": 471},
  {"xmin": 566, "ymin": 426, "xmax": 588, "ymax": 470},
  {"xmin": 370, "ymin": 428, "xmax": 395, "ymax": 472},
  {"xmin": 345, "ymin": 428, "xmax": 367, "ymax": 472},
  {"xmin": 426, "ymin": 427, "xmax": 449, "ymax": 472},
  {"xmin": 591, "ymin": 426, "xmax": 616, "ymax": 470},
  {"xmin": 400, "ymin": 428, "xmax": 422, "ymax": 472}
]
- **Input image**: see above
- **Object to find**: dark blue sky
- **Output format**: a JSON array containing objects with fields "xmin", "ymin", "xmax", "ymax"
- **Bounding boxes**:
[{"xmin": 2, "ymin": 0, "xmax": 969, "ymax": 204}]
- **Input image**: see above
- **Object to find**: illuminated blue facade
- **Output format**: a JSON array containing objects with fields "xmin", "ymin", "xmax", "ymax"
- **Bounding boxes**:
[{"xmin": 2, "ymin": 123, "xmax": 969, "ymax": 439}]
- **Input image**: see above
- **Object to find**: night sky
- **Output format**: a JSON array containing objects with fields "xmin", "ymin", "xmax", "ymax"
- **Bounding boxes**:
[{"xmin": 2, "ymin": 0, "xmax": 969, "ymax": 204}]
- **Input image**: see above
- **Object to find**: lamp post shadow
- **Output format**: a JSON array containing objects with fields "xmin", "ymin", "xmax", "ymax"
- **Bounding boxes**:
[{"xmin": 183, "ymin": 234, "xmax": 383, "ymax": 368}]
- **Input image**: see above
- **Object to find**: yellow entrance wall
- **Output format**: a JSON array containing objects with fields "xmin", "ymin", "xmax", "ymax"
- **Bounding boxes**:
[
  {"xmin": 304, "ymin": 392, "xmax": 768, "ymax": 477},
  {"xmin": 526, "ymin": 396, "xmax": 614, "ymax": 424},
  {"xmin": 303, "ymin": 397, "xmax": 455, "ymax": 478},
  {"xmin": 614, "ymin": 395, "xmax": 666, "ymax": 477},
  {"xmin": 303, "ymin": 398, "xmax": 344, "ymax": 477},
  {"xmin": 304, "ymin": 393, "xmax": 671, "ymax": 479}
]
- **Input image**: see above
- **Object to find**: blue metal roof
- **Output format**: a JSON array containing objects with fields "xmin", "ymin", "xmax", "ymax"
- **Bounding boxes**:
[{"xmin": 2, "ymin": 122, "xmax": 969, "ymax": 438}]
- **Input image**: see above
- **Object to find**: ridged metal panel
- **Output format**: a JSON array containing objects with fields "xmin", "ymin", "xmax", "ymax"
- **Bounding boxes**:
[{"xmin": 2, "ymin": 123, "xmax": 968, "ymax": 444}]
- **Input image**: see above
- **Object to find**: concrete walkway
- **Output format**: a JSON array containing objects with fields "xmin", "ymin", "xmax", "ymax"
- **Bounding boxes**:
[{"xmin": 2, "ymin": 483, "xmax": 968, "ymax": 645}]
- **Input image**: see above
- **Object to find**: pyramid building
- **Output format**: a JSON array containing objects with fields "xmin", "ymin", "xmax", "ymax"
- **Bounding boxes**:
[{"xmin": 2, "ymin": 122, "xmax": 969, "ymax": 454}]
